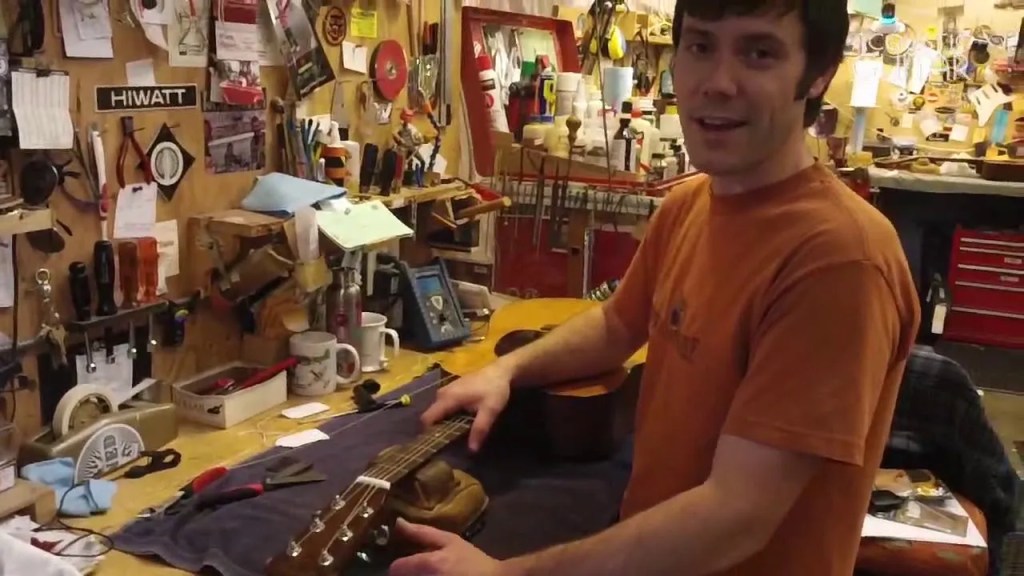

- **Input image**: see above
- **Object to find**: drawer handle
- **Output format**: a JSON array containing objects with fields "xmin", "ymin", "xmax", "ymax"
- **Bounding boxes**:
[
  {"xmin": 1001, "ymin": 275, "xmax": 1021, "ymax": 283},
  {"xmin": 1005, "ymin": 257, "xmax": 1024, "ymax": 265}
]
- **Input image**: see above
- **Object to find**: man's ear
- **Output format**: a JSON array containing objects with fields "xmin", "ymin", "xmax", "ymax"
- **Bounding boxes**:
[{"xmin": 807, "ymin": 64, "xmax": 840, "ymax": 100}]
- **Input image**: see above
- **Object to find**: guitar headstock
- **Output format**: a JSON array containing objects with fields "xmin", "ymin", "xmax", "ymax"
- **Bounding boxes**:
[{"xmin": 265, "ymin": 485, "xmax": 394, "ymax": 576}]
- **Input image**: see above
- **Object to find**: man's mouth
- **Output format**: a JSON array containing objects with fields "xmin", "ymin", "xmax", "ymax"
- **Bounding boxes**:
[{"xmin": 694, "ymin": 116, "xmax": 747, "ymax": 132}]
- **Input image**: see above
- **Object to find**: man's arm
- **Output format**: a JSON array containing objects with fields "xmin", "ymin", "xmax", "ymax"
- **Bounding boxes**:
[
  {"xmin": 501, "ymin": 435, "xmax": 821, "ymax": 576},
  {"xmin": 494, "ymin": 303, "xmax": 646, "ymax": 390}
]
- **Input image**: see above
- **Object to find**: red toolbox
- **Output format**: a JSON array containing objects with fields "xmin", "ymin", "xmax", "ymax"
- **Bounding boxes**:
[{"xmin": 945, "ymin": 226, "xmax": 1024, "ymax": 348}]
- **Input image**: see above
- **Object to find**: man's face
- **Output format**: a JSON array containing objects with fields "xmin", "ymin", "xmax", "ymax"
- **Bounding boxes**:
[{"xmin": 673, "ymin": 10, "xmax": 828, "ymax": 177}]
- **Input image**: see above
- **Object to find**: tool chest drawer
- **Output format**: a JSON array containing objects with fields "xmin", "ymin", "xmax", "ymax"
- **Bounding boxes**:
[
  {"xmin": 945, "ymin": 307, "xmax": 1024, "ymax": 349},
  {"xmin": 946, "ymin": 226, "xmax": 1024, "ymax": 349},
  {"xmin": 953, "ymin": 267, "xmax": 1024, "ymax": 291}
]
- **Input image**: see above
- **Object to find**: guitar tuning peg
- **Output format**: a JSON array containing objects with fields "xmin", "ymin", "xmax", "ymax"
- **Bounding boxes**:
[
  {"xmin": 372, "ymin": 524, "xmax": 390, "ymax": 547},
  {"xmin": 318, "ymin": 550, "xmax": 334, "ymax": 567},
  {"xmin": 286, "ymin": 540, "xmax": 301, "ymax": 557},
  {"xmin": 310, "ymin": 512, "xmax": 325, "ymax": 533}
]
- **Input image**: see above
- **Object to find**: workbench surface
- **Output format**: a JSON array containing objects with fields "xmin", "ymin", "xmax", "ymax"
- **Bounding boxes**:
[{"xmin": 69, "ymin": 298, "xmax": 643, "ymax": 575}]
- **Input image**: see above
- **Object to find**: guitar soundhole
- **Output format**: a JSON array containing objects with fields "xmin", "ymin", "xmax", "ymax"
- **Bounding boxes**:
[{"xmin": 494, "ymin": 330, "xmax": 545, "ymax": 357}]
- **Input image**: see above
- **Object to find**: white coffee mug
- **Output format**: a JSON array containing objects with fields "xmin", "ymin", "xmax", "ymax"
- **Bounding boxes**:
[
  {"xmin": 358, "ymin": 312, "xmax": 400, "ymax": 372},
  {"xmin": 289, "ymin": 331, "xmax": 361, "ymax": 396}
]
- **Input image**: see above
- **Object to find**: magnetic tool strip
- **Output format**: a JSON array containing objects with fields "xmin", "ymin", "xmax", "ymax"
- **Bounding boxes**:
[{"xmin": 112, "ymin": 369, "xmax": 631, "ymax": 576}]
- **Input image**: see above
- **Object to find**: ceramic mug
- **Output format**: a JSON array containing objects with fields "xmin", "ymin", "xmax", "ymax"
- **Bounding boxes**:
[
  {"xmin": 358, "ymin": 312, "xmax": 400, "ymax": 373},
  {"xmin": 289, "ymin": 331, "xmax": 361, "ymax": 396}
]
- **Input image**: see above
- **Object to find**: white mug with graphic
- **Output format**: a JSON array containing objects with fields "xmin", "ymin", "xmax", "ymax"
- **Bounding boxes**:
[
  {"xmin": 288, "ymin": 331, "xmax": 361, "ymax": 396},
  {"xmin": 358, "ymin": 312, "xmax": 400, "ymax": 372}
]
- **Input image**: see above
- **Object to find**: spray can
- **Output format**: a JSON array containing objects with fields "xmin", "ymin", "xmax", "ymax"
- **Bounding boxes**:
[
  {"xmin": 535, "ymin": 56, "xmax": 556, "ymax": 118},
  {"xmin": 477, "ymin": 53, "xmax": 510, "ymax": 132}
]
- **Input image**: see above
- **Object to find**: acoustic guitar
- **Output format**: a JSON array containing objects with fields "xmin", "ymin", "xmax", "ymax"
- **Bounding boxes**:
[
  {"xmin": 265, "ymin": 298, "xmax": 642, "ymax": 575},
  {"xmin": 442, "ymin": 297, "xmax": 644, "ymax": 461}
]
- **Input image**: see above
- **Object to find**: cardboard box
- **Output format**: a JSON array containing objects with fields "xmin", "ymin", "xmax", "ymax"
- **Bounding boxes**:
[{"xmin": 172, "ymin": 362, "xmax": 287, "ymax": 429}]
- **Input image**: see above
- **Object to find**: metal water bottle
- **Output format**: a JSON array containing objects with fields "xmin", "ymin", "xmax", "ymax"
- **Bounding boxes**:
[
  {"xmin": 325, "ymin": 267, "xmax": 344, "ymax": 339},
  {"xmin": 339, "ymin": 268, "xmax": 363, "ymax": 347}
]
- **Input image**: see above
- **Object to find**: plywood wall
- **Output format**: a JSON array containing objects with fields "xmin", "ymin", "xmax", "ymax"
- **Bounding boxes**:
[{"xmin": 1, "ymin": 0, "xmax": 463, "ymax": 434}]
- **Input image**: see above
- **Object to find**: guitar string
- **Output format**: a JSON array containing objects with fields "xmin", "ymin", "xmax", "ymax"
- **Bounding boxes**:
[
  {"xmin": 235, "ymin": 368, "xmax": 455, "ymax": 473},
  {"xmin": 294, "ymin": 416, "xmax": 473, "ymax": 555},
  {"xmin": 323, "ymin": 416, "xmax": 472, "ymax": 543}
]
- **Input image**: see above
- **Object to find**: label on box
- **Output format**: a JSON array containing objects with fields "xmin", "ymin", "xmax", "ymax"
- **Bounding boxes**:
[{"xmin": 0, "ymin": 461, "xmax": 15, "ymax": 492}]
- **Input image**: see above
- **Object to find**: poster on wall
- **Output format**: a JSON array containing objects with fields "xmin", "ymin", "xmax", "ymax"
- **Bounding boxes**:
[
  {"xmin": 202, "ymin": 102, "xmax": 267, "ymax": 174},
  {"xmin": 264, "ymin": 0, "xmax": 334, "ymax": 100},
  {"xmin": 169, "ymin": 0, "xmax": 211, "ymax": 67}
]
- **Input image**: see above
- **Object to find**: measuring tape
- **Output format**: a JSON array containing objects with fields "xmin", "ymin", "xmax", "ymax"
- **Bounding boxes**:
[{"xmin": 370, "ymin": 39, "xmax": 409, "ymax": 102}]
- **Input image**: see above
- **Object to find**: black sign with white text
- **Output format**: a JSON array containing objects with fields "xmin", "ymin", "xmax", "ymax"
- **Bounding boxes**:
[{"xmin": 95, "ymin": 84, "xmax": 199, "ymax": 112}]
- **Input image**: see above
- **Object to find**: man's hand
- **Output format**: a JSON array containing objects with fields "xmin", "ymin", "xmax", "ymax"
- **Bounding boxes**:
[
  {"xmin": 420, "ymin": 362, "xmax": 513, "ymax": 452},
  {"xmin": 388, "ymin": 519, "xmax": 505, "ymax": 576}
]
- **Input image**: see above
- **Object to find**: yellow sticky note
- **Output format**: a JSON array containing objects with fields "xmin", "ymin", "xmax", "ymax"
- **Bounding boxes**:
[{"xmin": 351, "ymin": 9, "xmax": 378, "ymax": 39}]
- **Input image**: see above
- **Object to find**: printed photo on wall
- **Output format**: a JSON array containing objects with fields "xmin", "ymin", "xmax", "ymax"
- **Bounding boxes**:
[
  {"xmin": 203, "ymin": 104, "xmax": 267, "ymax": 174},
  {"xmin": 265, "ymin": 0, "xmax": 334, "ymax": 99}
]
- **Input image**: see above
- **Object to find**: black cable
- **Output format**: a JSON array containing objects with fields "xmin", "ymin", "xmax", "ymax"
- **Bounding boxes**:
[{"xmin": 30, "ymin": 481, "xmax": 116, "ymax": 558}]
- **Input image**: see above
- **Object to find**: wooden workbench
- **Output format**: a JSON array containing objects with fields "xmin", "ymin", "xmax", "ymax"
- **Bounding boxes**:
[{"xmin": 68, "ymin": 298, "xmax": 645, "ymax": 574}]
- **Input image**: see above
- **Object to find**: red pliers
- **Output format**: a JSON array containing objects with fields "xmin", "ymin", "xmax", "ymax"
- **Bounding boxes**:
[
  {"xmin": 196, "ymin": 459, "xmax": 326, "ymax": 510},
  {"xmin": 117, "ymin": 116, "xmax": 153, "ymax": 189},
  {"xmin": 138, "ymin": 466, "xmax": 228, "ymax": 518}
]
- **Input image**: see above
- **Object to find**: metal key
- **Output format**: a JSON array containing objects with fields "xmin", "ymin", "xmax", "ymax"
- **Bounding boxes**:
[{"xmin": 44, "ymin": 324, "xmax": 68, "ymax": 368}]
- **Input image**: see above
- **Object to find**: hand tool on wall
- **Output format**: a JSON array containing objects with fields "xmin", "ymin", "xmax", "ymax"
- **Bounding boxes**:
[
  {"xmin": 90, "ymin": 126, "xmax": 111, "ymax": 240},
  {"xmin": 137, "ymin": 237, "xmax": 160, "ymax": 351},
  {"xmin": 68, "ymin": 261, "xmax": 92, "ymax": 322},
  {"xmin": 93, "ymin": 240, "xmax": 118, "ymax": 366},
  {"xmin": 118, "ymin": 241, "xmax": 140, "ymax": 359},
  {"xmin": 116, "ymin": 117, "xmax": 153, "ymax": 190},
  {"xmin": 196, "ymin": 459, "xmax": 326, "ymax": 510}
]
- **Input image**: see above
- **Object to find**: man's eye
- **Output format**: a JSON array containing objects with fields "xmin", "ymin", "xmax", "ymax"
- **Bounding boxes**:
[
  {"xmin": 685, "ymin": 42, "xmax": 710, "ymax": 55},
  {"xmin": 748, "ymin": 48, "xmax": 776, "ymax": 61}
]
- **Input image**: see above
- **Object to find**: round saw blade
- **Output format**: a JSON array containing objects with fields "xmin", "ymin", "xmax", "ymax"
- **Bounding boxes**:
[{"xmin": 370, "ymin": 39, "xmax": 409, "ymax": 102}]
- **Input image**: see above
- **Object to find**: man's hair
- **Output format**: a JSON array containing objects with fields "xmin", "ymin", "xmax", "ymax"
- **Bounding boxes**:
[{"xmin": 672, "ymin": 0, "xmax": 849, "ymax": 127}]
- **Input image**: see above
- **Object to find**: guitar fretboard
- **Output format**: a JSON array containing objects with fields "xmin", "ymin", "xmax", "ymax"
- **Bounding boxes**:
[{"xmin": 366, "ymin": 415, "xmax": 472, "ymax": 484}]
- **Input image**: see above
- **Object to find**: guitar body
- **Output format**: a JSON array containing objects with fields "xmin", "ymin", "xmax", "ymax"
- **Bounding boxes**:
[{"xmin": 440, "ymin": 298, "xmax": 644, "ymax": 461}]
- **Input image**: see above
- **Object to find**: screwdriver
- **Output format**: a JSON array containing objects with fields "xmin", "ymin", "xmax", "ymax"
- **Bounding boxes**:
[
  {"xmin": 138, "ymin": 237, "xmax": 159, "ymax": 304},
  {"xmin": 93, "ymin": 241, "xmax": 118, "ymax": 316},
  {"xmin": 118, "ymin": 241, "xmax": 140, "ymax": 309},
  {"xmin": 68, "ymin": 262, "xmax": 92, "ymax": 322}
]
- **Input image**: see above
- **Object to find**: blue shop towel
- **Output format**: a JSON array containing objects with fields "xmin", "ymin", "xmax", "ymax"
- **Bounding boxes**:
[
  {"xmin": 241, "ymin": 172, "xmax": 346, "ymax": 216},
  {"xmin": 20, "ymin": 458, "xmax": 118, "ymax": 517}
]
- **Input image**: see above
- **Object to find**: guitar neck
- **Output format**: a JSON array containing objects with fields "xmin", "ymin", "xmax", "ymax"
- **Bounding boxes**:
[{"xmin": 370, "ymin": 414, "xmax": 473, "ymax": 484}]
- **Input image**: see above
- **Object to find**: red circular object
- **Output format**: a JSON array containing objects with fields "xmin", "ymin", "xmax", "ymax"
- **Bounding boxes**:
[{"xmin": 370, "ymin": 39, "xmax": 409, "ymax": 102}]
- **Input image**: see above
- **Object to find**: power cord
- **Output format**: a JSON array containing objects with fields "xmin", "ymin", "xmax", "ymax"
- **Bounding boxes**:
[{"xmin": 30, "ymin": 483, "xmax": 116, "ymax": 558}]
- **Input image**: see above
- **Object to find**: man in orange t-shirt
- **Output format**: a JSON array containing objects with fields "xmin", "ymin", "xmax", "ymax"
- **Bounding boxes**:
[{"xmin": 388, "ymin": 2, "xmax": 921, "ymax": 576}]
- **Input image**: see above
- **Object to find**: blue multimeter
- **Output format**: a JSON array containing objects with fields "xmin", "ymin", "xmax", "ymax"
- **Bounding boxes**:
[{"xmin": 399, "ymin": 258, "xmax": 471, "ymax": 350}]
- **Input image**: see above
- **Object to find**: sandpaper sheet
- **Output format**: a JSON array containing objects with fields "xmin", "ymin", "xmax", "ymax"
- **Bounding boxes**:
[{"xmin": 112, "ymin": 370, "xmax": 632, "ymax": 576}]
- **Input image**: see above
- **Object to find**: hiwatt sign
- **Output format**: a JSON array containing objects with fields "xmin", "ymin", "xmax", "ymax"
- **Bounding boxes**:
[{"xmin": 95, "ymin": 84, "xmax": 200, "ymax": 113}]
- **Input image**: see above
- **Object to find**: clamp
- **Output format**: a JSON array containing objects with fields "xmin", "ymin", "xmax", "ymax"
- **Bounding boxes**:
[{"xmin": 117, "ymin": 116, "xmax": 153, "ymax": 189}]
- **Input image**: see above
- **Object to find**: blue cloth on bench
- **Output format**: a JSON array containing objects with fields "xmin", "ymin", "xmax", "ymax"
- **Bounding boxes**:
[{"xmin": 112, "ymin": 369, "xmax": 631, "ymax": 576}]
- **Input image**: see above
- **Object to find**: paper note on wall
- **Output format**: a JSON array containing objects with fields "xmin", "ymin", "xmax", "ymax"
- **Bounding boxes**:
[
  {"xmin": 950, "ymin": 124, "xmax": 971, "ymax": 143},
  {"xmin": 350, "ymin": 9, "xmax": 378, "ymax": 38},
  {"xmin": 11, "ymin": 71, "xmax": 74, "ymax": 150},
  {"xmin": 850, "ymin": 59, "xmax": 883, "ymax": 108},
  {"xmin": 153, "ymin": 220, "xmax": 180, "ymax": 295},
  {"xmin": 908, "ymin": 46, "xmax": 939, "ymax": 94},
  {"xmin": 113, "ymin": 182, "xmax": 158, "ymax": 239}
]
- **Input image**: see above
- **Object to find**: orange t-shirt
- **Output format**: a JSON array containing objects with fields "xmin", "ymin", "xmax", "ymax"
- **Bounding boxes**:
[{"xmin": 607, "ymin": 164, "xmax": 921, "ymax": 575}]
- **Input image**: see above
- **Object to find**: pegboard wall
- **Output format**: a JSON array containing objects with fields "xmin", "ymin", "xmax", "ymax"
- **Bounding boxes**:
[{"xmin": 0, "ymin": 0, "xmax": 464, "ymax": 434}]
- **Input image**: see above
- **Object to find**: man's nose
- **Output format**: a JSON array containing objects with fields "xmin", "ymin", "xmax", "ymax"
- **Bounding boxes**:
[{"xmin": 700, "ymin": 58, "xmax": 741, "ymax": 98}]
